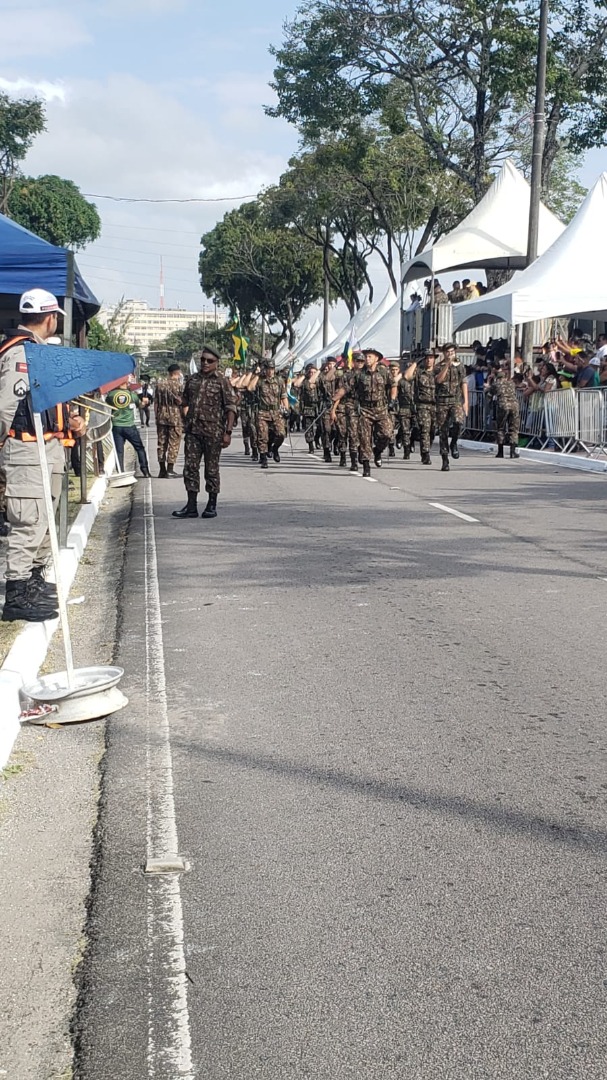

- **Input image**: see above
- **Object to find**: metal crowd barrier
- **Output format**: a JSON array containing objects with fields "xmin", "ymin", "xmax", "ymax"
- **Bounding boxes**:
[{"xmin": 463, "ymin": 386, "xmax": 607, "ymax": 457}]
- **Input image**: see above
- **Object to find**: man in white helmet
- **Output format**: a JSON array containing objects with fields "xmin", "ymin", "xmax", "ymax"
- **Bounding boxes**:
[{"xmin": 0, "ymin": 288, "xmax": 86, "ymax": 622}]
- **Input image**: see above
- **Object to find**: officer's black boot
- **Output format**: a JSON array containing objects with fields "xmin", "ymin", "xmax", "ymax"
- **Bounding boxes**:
[
  {"xmin": 403, "ymin": 447, "xmax": 410, "ymax": 460},
  {"xmin": 450, "ymin": 437, "xmax": 460, "ymax": 460},
  {"xmin": 251, "ymin": 447, "xmax": 259, "ymax": 461},
  {"xmin": 260, "ymin": 453, "xmax": 269, "ymax": 469},
  {"xmin": 510, "ymin": 444, "xmax": 520, "ymax": 459},
  {"xmin": 244, "ymin": 439, "xmax": 251, "ymax": 456},
  {"xmin": 323, "ymin": 448, "xmax": 332, "ymax": 463},
  {"xmin": 350, "ymin": 452, "xmax": 359, "ymax": 472},
  {"xmin": 158, "ymin": 462, "xmax": 168, "ymax": 478},
  {"xmin": 441, "ymin": 454, "xmax": 450, "ymax": 472},
  {"xmin": 29, "ymin": 566, "xmax": 58, "ymax": 602},
  {"xmin": 362, "ymin": 461, "xmax": 371, "ymax": 478},
  {"xmin": 495, "ymin": 444, "xmax": 504, "ymax": 458},
  {"xmin": 201, "ymin": 493, "xmax": 218, "ymax": 518},
  {"xmin": 0, "ymin": 511, "xmax": 10, "ymax": 538},
  {"xmin": 388, "ymin": 443, "xmax": 396, "ymax": 458},
  {"xmin": 167, "ymin": 464, "xmax": 181, "ymax": 478},
  {"xmin": 172, "ymin": 492, "xmax": 199, "ymax": 518},
  {"xmin": 2, "ymin": 580, "xmax": 58, "ymax": 623},
  {"xmin": 339, "ymin": 451, "xmax": 347, "ymax": 467},
  {"xmin": 421, "ymin": 451, "xmax": 431, "ymax": 465},
  {"xmin": 308, "ymin": 443, "xmax": 315, "ymax": 454}
]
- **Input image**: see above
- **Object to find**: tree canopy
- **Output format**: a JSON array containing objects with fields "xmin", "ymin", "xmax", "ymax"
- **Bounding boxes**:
[
  {"xmin": 8, "ymin": 175, "xmax": 101, "ymax": 249},
  {"xmin": 0, "ymin": 93, "xmax": 45, "ymax": 213}
]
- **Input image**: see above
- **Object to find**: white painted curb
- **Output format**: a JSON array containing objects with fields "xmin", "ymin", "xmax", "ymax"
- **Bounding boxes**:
[
  {"xmin": 459, "ymin": 440, "xmax": 607, "ymax": 474},
  {"xmin": 0, "ymin": 469, "xmax": 119, "ymax": 769}
]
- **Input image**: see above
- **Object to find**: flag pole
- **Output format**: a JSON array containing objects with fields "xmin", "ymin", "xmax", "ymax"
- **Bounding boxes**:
[{"xmin": 33, "ymin": 414, "xmax": 75, "ymax": 690}]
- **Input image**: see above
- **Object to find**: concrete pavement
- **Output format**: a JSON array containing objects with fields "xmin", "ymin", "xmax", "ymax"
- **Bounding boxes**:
[{"xmin": 75, "ymin": 436, "xmax": 607, "ymax": 1079}]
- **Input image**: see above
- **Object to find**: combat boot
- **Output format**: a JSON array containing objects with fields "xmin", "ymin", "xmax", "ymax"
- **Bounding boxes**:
[
  {"xmin": 2, "ymin": 580, "xmax": 58, "ymax": 623},
  {"xmin": 421, "ymin": 452, "xmax": 431, "ymax": 465},
  {"xmin": 358, "ymin": 448, "xmax": 364, "ymax": 464},
  {"xmin": 339, "ymin": 452, "xmax": 347, "ymax": 467},
  {"xmin": 308, "ymin": 443, "xmax": 315, "ymax": 454},
  {"xmin": 374, "ymin": 451, "xmax": 382, "ymax": 468},
  {"xmin": 172, "ymin": 492, "xmax": 199, "ymax": 518},
  {"xmin": 403, "ymin": 448, "xmax": 410, "ymax": 460},
  {"xmin": 510, "ymin": 444, "xmax": 520, "ymax": 458},
  {"xmin": 362, "ymin": 461, "xmax": 371, "ymax": 478},
  {"xmin": 323, "ymin": 448, "xmax": 332, "ymax": 463},
  {"xmin": 201, "ymin": 494, "xmax": 218, "ymax": 518},
  {"xmin": 495, "ymin": 445, "xmax": 504, "ymax": 458},
  {"xmin": 141, "ymin": 466, "xmax": 151, "ymax": 478},
  {"xmin": 441, "ymin": 454, "xmax": 450, "ymax": 472},
  {"xmin": 349, "ymin": 453, "xmax": 359, "ymax": 472},
  {"xmin": 244, "ymin": 440, "xmax": 251, "ymax": 456},
  {"xmin": 251, "ymin": 447, "xmax": 259, "ymax": 461},
  {"xmin": 158, "ymin": 462, "xmax": 168, "ymax": 478},
  {"xmin": 450, "ymin": 437, "xmax": 460, "ymax": 459},
  {"xmin": 388, "ymin": 444, "xmax": 396, "ymax": 458},
  {"xmin": 260, "ymin": 453, "xmax": 269, "ymax": 469},
  {"xmin": 166, "ymin": 465, "xmax": 181, "ymax": 478},
  {"xmin": 29, "ymin": 567, "xmax": 58, "ymax": 602},
  {"xmin": 273, "ymin": 448, "xmax": 281, "ymax": 463}
]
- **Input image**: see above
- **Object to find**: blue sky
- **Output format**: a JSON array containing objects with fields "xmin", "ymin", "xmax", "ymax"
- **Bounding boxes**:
[{"xmin": 1, "ymin": 0, "xmax": 606, "ymax": 317}]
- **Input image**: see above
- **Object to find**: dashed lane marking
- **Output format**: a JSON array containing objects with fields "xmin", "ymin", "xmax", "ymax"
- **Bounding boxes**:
[{"xmin": 429, "ymin": 502, "xmax": 479, "ymax": 523}]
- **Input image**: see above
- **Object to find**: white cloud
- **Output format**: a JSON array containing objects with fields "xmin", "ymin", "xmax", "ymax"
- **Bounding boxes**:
[{"xmin": 0, "ymin": 77, "xmax": 67, "ymax": 103}]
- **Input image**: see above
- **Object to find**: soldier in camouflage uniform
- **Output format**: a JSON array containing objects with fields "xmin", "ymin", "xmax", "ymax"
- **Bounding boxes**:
[
  {"xmin": 172, "ymin": 347, "xmax": 237, "ymax": 520},
  {"xmin": 248, "ymin": 358, "xmax": 289, "ymax": 469},
  {"xmin": 339, "ymin": 352, "xmax": 365, "ymax": 471},
  {"xmin": 240, "ymin": 366, "xmax": 259, "ymax": 461},
  {"xmin": 317, "ymin": 357, "xmax": 340, "ymax": 463},
  {"xmin": 154, "ymin": 363, "xmax": 184, "ymax": 478},
  {"xmin": 332, "ymin": 361, "xmax": 349, "ymax": 466},
  {"xmin": 293, "ymin": 363, "xmax": 321, "ymax": 454},
  {"xmin": 334, "ymin": 347, "xmax": 391, "ymax": 477},
  {"xmin": 434, "ymin": 343, "xmax": 468, "ymax": 472},
  {"xmin": 486, "ymin": 365, "xmax": 520, "ymax": 458},
  {"xmin": 390, "ymin": 358, "xmax": 417, "ymax": 460},
  {"xmin": 404, "ymin": 351, "xmax": 437, "ymax": 465}
]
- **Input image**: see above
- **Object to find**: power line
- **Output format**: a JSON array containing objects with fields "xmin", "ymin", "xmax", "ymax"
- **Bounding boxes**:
[
  {"xmin": 102, "ymin": 221, "xmax": 203, "ymax": 235},
  {"xmin": 78, "ymin": 250, "xmax": 198, "ymax": 267},
  {"xmin": 84, "ymin": 192, "xmax": 256, "ymax": 203}
]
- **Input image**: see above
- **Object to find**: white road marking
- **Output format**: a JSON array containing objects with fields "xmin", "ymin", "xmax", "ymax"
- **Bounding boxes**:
[
  {"xmin": 429, "ymin": 502, "xmax": 479, "ymax": 523},
  {"xmin": 143, "ymin": 479, "xmax": 194, "ymax": 1079},
  {"xmin": 364, "ymin": 476, "xmax": 378, "ymax": 483}
]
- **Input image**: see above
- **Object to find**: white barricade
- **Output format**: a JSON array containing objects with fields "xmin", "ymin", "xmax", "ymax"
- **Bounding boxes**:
[
  {"xmin": 543, "ymin": 388, "xmax": 577, "ymax": 451},
  {"xmin": 577, "ymin": 388, "xmax": 607, "ymax": 455}
]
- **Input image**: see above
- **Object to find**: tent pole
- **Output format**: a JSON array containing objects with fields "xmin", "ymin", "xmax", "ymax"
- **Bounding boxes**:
[
  {"xmin": 34, "ymin": 414, "xmax": 75, "ymax": 690},
  {"xmin": 510, "ymin": 325, "xmax": 516, "ymax": 376}
]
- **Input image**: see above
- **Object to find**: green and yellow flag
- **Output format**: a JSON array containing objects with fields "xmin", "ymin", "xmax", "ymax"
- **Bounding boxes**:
[{"xmin": 226, "ymin": 314, "xmax": 249, "ymax": 367}]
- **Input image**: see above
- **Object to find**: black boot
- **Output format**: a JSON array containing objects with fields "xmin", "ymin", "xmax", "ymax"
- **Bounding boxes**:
[
  {"xmin": 251, "ymin": 447, "xmax": 259, "ymax": 461},
  {"xmin": 362, "ymin": 461, "xmax": 371, "ymax": 478},
  {"xmin": 315, "ymin": 437, "xmax": 322, "ymax": 449},
  {"xmin": 323, "ymin": 448, "xmax": 332, "ymax": 463},
  {"xmin": 510, "ymin": 444, "xmax": 520, "ymax": 458},
  {"xmin": 495, "ymin": 445, "xmax": 504, "ymax": 458},
  {"xmin": 273, "ymin": 447, "xmax": 281, "ymax": 463},
  {"xmin": 244, "ymin": 440, "xmax": 251, "ymax": 456},
  {"xmin": 350, "ymin": 453, "xmax": 359, "ymax": 472},
  {"xmin": 358, "ymin": 448, "xmax": 364, "ymax": 464},
  {"xmin": 403, "ymin": 448, "xmax": 410, "ymax": 461},
  {"xmin": 260, "ymin": 453, "xmax": 269, "ymax": 469},
  {"xmin": 141, "ymin": 466, "xmax": 151, "ymax": 478},
  {"xmin": 201, "ymin": 493, "xmax": 218, "ymax": 518},
  {"xmin": 172, "ymin": 492, "xmax": 199, "ymax": 518},
  {"xmin": 339, "ymin": 452, "xmax": 347, "ymax": 467},
  {"xmin": 374, "ymin": 451, "xmax": 382, "ymax": 468},
  {"xmin": 450, "ymin": 437, "xmax": 460, "ymax": 460},
  {"xmin": 308, "ymin": 443, "xmax": 315, "ymax": 454},
  {"xmin": 29, "ymin": 567, "xmax": 58, "ymax": 602},
  {"xmin": 158, "ymin": 462, "xmax": 168, "ymax": 478},
  {"xmin": 441, "ymin": 454, "xmax": 450, "ymax": 472},
  {"xmin": 167, "ymin": 465, "xmax": 181, "ymax": 478},
  {"xmin": 2, "ymin": 579, "xmax": 58, "ymax": 623},
  {"xmin": 388, "ymin": 444, "xmax": 396, "ymax": 458},
  {"xmin": 421, "ymin": 452, "xmax": 431, "ymax": 465}
]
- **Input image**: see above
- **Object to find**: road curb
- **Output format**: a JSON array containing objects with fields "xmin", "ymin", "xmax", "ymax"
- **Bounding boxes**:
[
  {"xmin": 459, "ymin": 440, "xmax": 607, "ymax": 474},
  {"xmin": 0, "ymin": 473, "xmax": 114, "ymax": 769}
]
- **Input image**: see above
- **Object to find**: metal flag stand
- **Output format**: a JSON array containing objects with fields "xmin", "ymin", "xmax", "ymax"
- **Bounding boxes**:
[{"xmin": 21, "ymin": 413, "xmax": 128, "ymax": 725}]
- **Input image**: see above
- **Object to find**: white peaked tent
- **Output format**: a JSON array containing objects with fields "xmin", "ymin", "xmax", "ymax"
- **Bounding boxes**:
[
  {"xmin": 276, "ymin": 318, "xmax": 320, "ymax": 366},
  {"xmin": 298, "ymin": 317, "xmax": 338, "ymax": 362},
  {"xmin": 453, "ymin": 172, "xmax": 607, "ymax": 331},
  {"xmin": 304, "ymin": 298, "xmax": 373, "ymax": 365},
  {"xmin": 401, "ymin": 159, "xmax": 565, "ymax": 284},
  {"xmin": 358, "ymin": 297, "xmax": 401, "ymax": 356},
  {"xmin": 356, "ymin": 285, "xmax": 398, "ymax": 342}
]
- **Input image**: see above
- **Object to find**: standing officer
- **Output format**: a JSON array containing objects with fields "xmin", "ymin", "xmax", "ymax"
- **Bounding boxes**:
[
  {"xmin": 248, "ymin": 358, "xmax": 289, "ymax": 469},
  {"xmin": 435, "ymin": 343, "xmax": 468, "ymax": 471},
  {"xmin": 404, "ymin": 350, "xmax": 437, "ymax": 465},
  {"xmin": 333, "ymin": 347, "xmax": 391, "ymax": 477},
  {"xmin": 486, "ymin": 365, "xmax": 520, "ymax": 458},
  {"xmin": 0, "ymin": 288, "xmax": 86, "ymax": 622},
  {"xmin": 154, "ymin": 363, "xmax": 183, "ymax": 477},
  {"xmin": 172, "ymin": 346, "xmax": 237, "ymax": 519}
]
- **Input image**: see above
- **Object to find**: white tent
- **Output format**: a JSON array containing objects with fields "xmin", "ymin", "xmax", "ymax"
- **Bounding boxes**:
[
  {"xmin": 298, "ymin": 318, "xmax": 338, "ymax": 362},
  {"xmin": 275, "ymin": 318, "xmax": 320, "ymax": 367},
  {"xmin": 358, "ymin": 297, "xmax": 401, "ymax": 357},
  {"xmin": 453, "ymin": 172, "xmax": 607, "ymax": 332},
  {"xmin": 304, "ymin": 299, "xmax": 372, "ymax": 366},
  {"xmin": 401, "ymin": 159, "xmax": 565, "ymax": 285}
]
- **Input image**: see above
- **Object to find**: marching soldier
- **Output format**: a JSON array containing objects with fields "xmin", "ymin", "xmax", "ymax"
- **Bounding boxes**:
[
  {"xmin": 336, "ymin": 351, "xmax": 365, "ymax": 471},
  {"xmin": 404, "ymin": 350, "xmax": 437, "ymax": 465},
  {"xmin": 317, "ymin": 356, "xmax": 339, "ymax": 463},
  {"xmin": 486, "ymin": 365, "xmax": 520, "ymax": 458},
  {"xmin": 434, "ymin": 343, "xmax": 468, "ymax": 472},
  {"xmin": 0, "ymin": 289, "xmax": 86, "ymax": 622},
  {"xmin": 154, "ymin": 363, "xmax": 183, "ymax": 477},
  {"xmin": 248, "ymin": 358, "xmax": 289, "ymax": 469},
  {"xmin": 293, "ymin": 363, "xmax": 321, "ymax": 454},
  {"xmin": 334, "ymin": 347, "xmax": 391, "ymax": 477},
  {"xmin": 172, "ymin": 346, "xmax": 237, "ymax": 519},
  {"xmin": 240, "ymin": 366, "xmax": 260, "ymax": 461},
  {"xmin": 390, "ymin": 357, "xmax": 417, "ymax": 460}
]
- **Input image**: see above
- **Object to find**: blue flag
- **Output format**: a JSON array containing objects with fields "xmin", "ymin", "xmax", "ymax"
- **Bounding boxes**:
[{"xmin": 24, "ymin": 343, "xmax": 135, "ymax": 414}]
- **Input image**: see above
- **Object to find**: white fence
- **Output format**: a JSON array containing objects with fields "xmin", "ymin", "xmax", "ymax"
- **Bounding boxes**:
[{"xmin": 463, "ymin": 387, "xmax": 607, "ymax": 457}]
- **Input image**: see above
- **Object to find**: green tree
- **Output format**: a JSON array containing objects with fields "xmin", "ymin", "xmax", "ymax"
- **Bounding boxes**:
[
  {"xmin": 88, "ymin": 299, "xmax": 132, "ymax": 352},
  {"xmin": 0, "ymin": 93, "xmax": 45, "ymax": 213},
  {"xmin": 148, "ymin": 321, "xmax": 233, "ymax": 364},
  {"xmin": 8, "ymin": 175, "xmax": 100, "ymax": 248}
]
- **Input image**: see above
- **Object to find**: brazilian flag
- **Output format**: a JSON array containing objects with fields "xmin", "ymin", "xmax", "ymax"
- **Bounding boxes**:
[{"xmin": 226, "ymin": 314, "xmax": 249, "ymax": 367}]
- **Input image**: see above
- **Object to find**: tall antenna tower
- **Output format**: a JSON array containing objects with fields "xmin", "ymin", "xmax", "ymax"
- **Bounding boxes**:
[{"xmin": 159, "ymin": 255, "xmax": 165, "ymax": 310}]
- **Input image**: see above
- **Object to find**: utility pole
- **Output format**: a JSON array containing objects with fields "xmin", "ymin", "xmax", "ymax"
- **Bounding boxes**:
[
  {"xmin": 522, "ymin": 0, "xmax": 549, "ymax": 364},
  {"xmin": 322, "ymin": 222, "xmax": 331, "ymax": 348}
]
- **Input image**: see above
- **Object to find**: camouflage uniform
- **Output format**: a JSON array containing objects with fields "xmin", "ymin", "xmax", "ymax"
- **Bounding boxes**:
[
  {"xmin": 353, "ymin": 367, "xmax": 392, "ymax": 462},
  {"xmin": 486, "ymin": 371, "xmax": 520, "ymax": 446},
  {"xmin": 393, "ymin": 373, "xmax": 416, "ymax": 456},
  {"xmin": 435, "ymin": 360, "xmax": 465, "ymax": 457},
  {"xmin": 342, "ymin": 370, "xmax": 360, "ymax": 457},
  {"xmin": 256, "ymin": 374, "xmax": 286, "ymax": 453},
  {"xmin": 182, "ymin": 370, "xmax": 237, "ymax": 495},
  {"xmin": 414, "ymin": 366, "xmax": 437, "ymax": 456},
  {"xmin": 317, "ymin": 369, "xmax": 339, "ymax": 451},
  {"xmin": 240, "ymin": 386, "xmax": 258, "ymax": 453},
  {"xmin": 298, "ymin": 376, "xmax": 321, "ymax": 448},
  {"xmin": 154, "ymin": 377, "xmax": 183, "ymax": 467}
]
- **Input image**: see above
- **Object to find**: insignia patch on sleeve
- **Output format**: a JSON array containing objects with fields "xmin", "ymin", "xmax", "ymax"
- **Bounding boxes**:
[
  {"xmin": 16, "ymin": 362, "xmax": 28, "ymax": 373},
  {"xmin": 13, "ymin": 378, "xmax": 27, "ymax": 398}
]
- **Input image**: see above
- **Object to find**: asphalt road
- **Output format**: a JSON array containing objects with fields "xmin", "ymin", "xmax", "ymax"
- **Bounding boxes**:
[{"xmin": 75, "ymin": 435, "xmax": 607, "ymax": 1080}]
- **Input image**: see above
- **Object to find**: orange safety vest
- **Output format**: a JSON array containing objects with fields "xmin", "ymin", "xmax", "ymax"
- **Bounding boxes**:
[{"xmin": 0, "ymin": 334, "xmax": 76, "ymax": 447}]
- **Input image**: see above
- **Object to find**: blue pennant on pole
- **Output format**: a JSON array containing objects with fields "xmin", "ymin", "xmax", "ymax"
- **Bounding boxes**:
[{"xmin": 24, "ymin": 343, "xmax": 136, "ymax": 414}]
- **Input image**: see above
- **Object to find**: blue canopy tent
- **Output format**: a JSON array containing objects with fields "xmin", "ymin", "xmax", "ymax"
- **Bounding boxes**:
[{"xmin": 0, "ymin": 211, "xmax": 100, "ymax": 331}]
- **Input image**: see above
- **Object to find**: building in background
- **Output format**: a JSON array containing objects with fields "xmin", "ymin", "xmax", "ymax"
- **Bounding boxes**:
[{"xmin": 98, "ymin": 299, "xmax": 226, "ymax": 357}]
